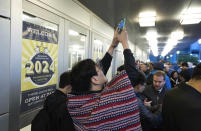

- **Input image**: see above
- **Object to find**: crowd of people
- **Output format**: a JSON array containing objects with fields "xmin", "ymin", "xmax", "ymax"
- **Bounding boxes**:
[{"xmin": 32, "ymin": 28, "xmax": 201, "ymax": 131}]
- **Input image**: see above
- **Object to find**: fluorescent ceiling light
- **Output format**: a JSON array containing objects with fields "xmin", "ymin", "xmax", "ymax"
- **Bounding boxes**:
[
  {"xmin": 146, "ymin": 30, "xmax": 157, "ymax": 41},
  {"xmin": 181, "ymin": 14, "xmax": 201, "ymax": 19},
  {"xmin": 171, "ymin": 30, "xmax": 184, "ymax": 40},
  {"xmin": 181, "ymin": 19, "xmax": 200, "ymax": 25},
  {"xmin": 139, "ymin": 17, "xmax": 156, "ymax": 23},
  {"xmin": 139, "ymin": 11, "xmax": 156, "ymax": 17},
  {"xmin": 161, "ymin": 41, "xmax": 175, "ymax": 56},
  {"xmin": 198, "ymin": 39, "xmax": 201, "ymax": 44},
  {"xmin": 139, "ymin": 22, "xmax": 155, "ymax": 27},
  {"xmin": 151, "ymin": 45, "xmax": 158, "ymax": 56},
  {"xmin": 186, "ymin": 7, "xmax": 201, "ymax": 14},
  {"xmin": 69, "ymin": 30, "xmax": 79, "ymax": 36},
  {"xmin": 146, "ymin": 30, "xmax": 158, "ymax": 56},
  {"xmin": 170, "ymin": 54, "xmax": 173, "ymax": 57},
  {"xmin": 180, "ymin": 7, "xmax": 201, "ymax": 25},
  {"xmin": 176, "ymin": 51, "xmax": 180, "ymax": 54},
  {"xmin": 139, "ymin": 11, "xmax": 156, "ymax": 27}
]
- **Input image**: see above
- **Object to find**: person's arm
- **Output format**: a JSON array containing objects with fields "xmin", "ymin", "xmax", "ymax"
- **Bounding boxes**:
[
  {"xmin": 123, "ymin": 49, "xmax": 140, "ymax": 87},
  {"xmin": 100, "ymin": 31, "xmax": 119, "ymax": 75},
  {"xmin": 99, "ymin": 52, "xmax": 112, "ymax": 75},
  {"xmin": 137, "ymin": 97, "xmax": 162, "ymax": 127},
  {"xmin": 117, "ymin": 28, "xmax": 139, "ymax": 86}
]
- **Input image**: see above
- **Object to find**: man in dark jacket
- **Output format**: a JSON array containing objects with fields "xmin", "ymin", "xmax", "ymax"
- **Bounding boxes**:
[
  {"xmin": 142, "ymin": 71, "xmax": 168, "ymax": 131},
  {"xmin": 43, "ymin": 71, "xmax": 75, "ymax": 131},
  {"xmin": 162, "ymin": 63, "xmax": 201, "ymax": 131},
  {"xmin": 146, "ymin": 62, "xmax": 171, "ymax": 89},
  {"xmin": 133, "ymin": 71, "xmax": 162, "ymax": 131},
  {"xmin": 143, "ymin": 71, "xmax": 168, "ymax": 111}
]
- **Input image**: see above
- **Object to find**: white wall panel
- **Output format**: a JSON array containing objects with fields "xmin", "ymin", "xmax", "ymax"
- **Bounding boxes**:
[
  {"xmin": 23, "ymin": 0, "xmax": 60, "ymax": 25},
  {"xmin": 92, "ymin": 16, "xmax": 114, "ymax": 39},
  {"xmin": 0, "ymin": 0, "xmax": 10, "ymax": 17},
  {"xmin": 0, "ymin": 18, "xmax": 10, "ymax": 115},
  {"xmin": 38, "ymin": 0, "xmax": 90, "ymax": 26},
  {"xmin": 10, "ymin": 0, "xmax": 22, "ymax": 129},
  {"xmin": 0, "ymin": 114, "xmax": 8, "ymax": 131},
  {"xmin": 128, "ymin": 41, "xmax": 134, "ymax": 53}
]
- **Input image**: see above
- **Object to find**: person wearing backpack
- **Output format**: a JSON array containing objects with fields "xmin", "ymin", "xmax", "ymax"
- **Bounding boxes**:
[{"xmin": 31, "ymin": 71, "xmax": 75, "ymax": 131}]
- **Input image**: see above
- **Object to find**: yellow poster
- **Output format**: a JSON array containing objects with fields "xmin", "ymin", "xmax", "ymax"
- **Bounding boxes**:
[
  {"xmin": 21, "ymin": 40, "xmax": 58, "ymax": 91},
  {"xmin": 21, "ymin": 21, "xmax": 58, "ymax": 112}
]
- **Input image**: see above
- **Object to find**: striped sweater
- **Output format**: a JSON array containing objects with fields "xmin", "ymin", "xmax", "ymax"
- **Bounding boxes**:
[{"xmin": 67, "ymin": 71, "xmax": 142, "ymax": 131}]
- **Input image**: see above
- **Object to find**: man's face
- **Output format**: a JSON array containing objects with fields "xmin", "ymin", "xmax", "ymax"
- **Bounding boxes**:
[
  {"xmin": 173, "ymin": 72, "xmax": 178, "ymax": 79},
  {"xmin": 135, "ymin": 84, "xmax": 146, "ymax": 93},
  {"xmin": 182, "ymin": 66, "xmax": 188, "ymax": 70},
  {"xmin": 65, "ymin": 85, "xmax": 72, "ymax": 94},
  {"xmin": 94, "ymin": 66, "xmax": 107, "ymax": 85},
  {"xmin": 153, "ymin": 75, "xmax": 165, "ymax": 90},
  {"xmin": 140, "ymin": 64, "xmax": 147, "ymax": 72}
]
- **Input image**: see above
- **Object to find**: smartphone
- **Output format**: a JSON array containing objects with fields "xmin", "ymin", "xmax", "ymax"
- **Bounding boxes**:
[{"xmin": 117, "ymin": 18, "xmax": 126, "ymax": 34}]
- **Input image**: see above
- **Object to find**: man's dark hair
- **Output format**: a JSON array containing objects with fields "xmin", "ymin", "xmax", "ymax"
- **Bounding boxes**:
[
  {"xmin": 192, "ymin": 63, "xmax": 201, "ymax": 80},
  {"xmin": 153, "ymin": 71, "xmax": 166, "ymax": 80},
  {"xmin": 59, "ymin": 71, "xmax": 71, "ymax": 89},
  {"xmin": 179, "ymin": 70, "xmax": 191, "ymax": 82},
  {"xmin": 71, "ymin": 59, "xmax": 97, "ymax": 93},
  {"xmin": 133, "ymin": 71, "xmax": 146, "ymax": 87},
  {"xmin": 117, "ymin": 65, "xmax": 125, "ymax": 72},
  {"xmin": 182, "ymin": 62, "xmax": 189, "ymax": 67}
]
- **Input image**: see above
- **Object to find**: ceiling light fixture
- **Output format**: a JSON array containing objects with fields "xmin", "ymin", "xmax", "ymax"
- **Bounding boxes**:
[
  {"xmin": 171, "ymin": 30, "xmax": 184, "ymax": 40},
  {"xmin": 198, "ymin": 39, "xmax": 201, "ymax": 44},
  {"xmin": 176, "ymin": 51, "xmax": 180, "ymax": 54},
  {"xmin": 161, "ymin": 38, "xmax": 178, "ymax": 56},
  {"xmin": 161, "ymin": 30, "xmax": 183, "ymax": 56},
  {"xmin": 180, "ymin": 7, "xmax": 201, "ymax": 25},
  {"xmin": 146, "ymin": 30, "xmax": 158, "ymax": 56},
  {"xmin": 139, "ymin": 11, "xmax": 156, "ymax": 27}
]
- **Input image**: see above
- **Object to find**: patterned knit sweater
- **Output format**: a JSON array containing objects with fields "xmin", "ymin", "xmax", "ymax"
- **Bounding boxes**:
[{"xmin": 67, "ymin": 71, "xmax": 142, "ymax": 131}]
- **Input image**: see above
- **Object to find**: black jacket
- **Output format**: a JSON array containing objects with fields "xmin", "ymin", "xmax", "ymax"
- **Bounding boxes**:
[
  {"xmin": 136, "ymin": 93, "xmax": 162, "ymax": 131},
  {"xmin": 44, "ymin": 89, "xmax": 75, "ymax": 131},
  {"xmin": 162, "ymin": 82, "xmax": 201, "ymax": 131},
  {"xmin": 123, "ymin": 49, "xmax": 139, "ymax": 87},
  {"xmin": 142, "ymin": 85, "xmax": 168, "ymax": 112}
]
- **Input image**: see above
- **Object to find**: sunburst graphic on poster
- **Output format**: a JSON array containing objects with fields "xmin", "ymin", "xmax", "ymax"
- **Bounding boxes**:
[{"xmin": 21, "ymin": 40, "xmax": 58, "ymax": 91}]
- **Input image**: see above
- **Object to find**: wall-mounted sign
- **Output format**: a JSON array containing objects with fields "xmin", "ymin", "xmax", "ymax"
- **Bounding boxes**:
[{"xmin": 21, "ymin": 21, "xmax": 58, "ymax": 113}]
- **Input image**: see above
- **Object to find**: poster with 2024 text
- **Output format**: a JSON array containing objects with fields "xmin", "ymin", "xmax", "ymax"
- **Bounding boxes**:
[{"xmin": 21, "ymin": 21, "xmax": 58, "ymax": 113}]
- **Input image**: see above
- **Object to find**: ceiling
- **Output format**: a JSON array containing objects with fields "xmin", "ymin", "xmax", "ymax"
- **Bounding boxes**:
[{"xmin": 78, "ymin": 0, "xmax": 201, "ymax": 57}]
